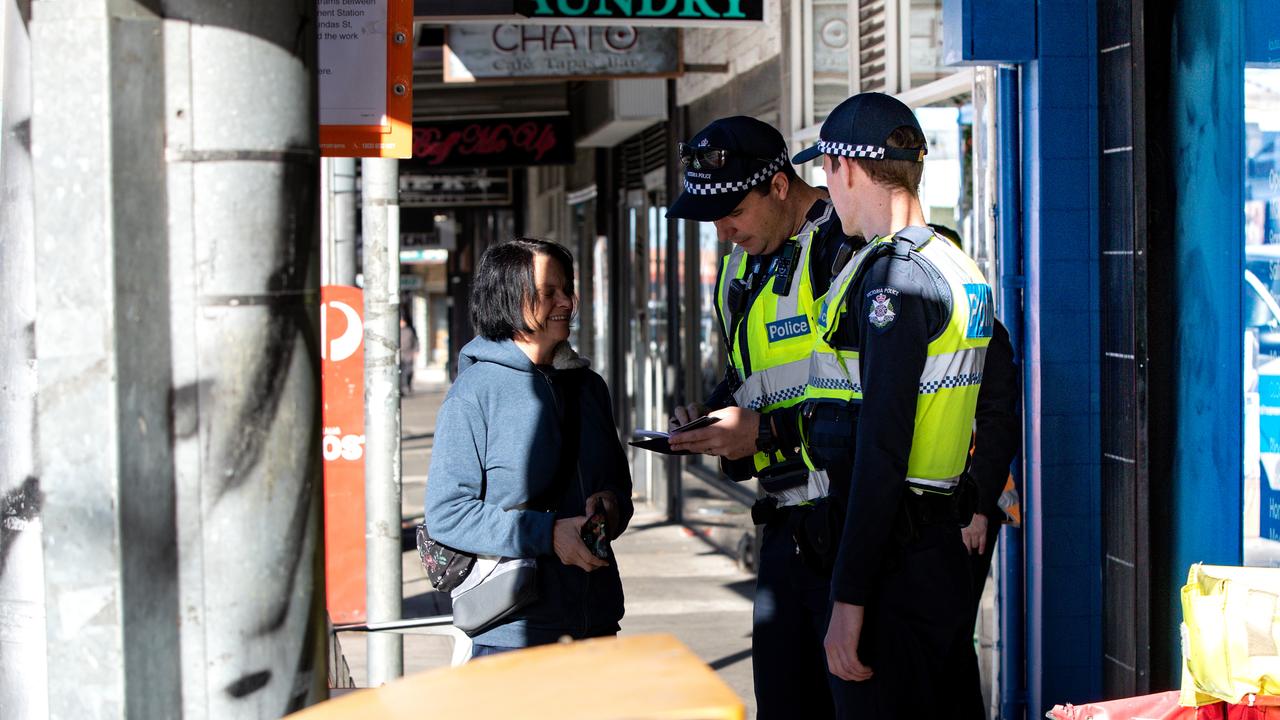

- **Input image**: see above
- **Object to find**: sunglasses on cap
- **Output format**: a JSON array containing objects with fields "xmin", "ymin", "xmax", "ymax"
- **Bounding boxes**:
[{"xmin": 677, "ymin": 142, "xmax": 774, "ymax": 171}]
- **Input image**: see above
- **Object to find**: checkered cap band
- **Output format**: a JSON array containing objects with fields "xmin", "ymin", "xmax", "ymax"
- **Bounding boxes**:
[
  {"xmin": 682, "ymin": 151, "xmax": 790, "ymax": 196},
  {"xmin": 817, "ymin": 140, "xmax": 886, "ymax": 160}
]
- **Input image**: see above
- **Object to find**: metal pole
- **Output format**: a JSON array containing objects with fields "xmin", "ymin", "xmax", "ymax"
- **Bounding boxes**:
[
  {"xmin": 996, "ymin": 65, "xmax": 1027, "ymax": 720},
  {"xmin": 0, "ymin": 0, "xmax": 47, "ymax": 716},
  {"xmin": 333, "ymin": 158, "xmax": 358, "ymax": 286},
  {"xmin": 362, "ymin": 157, "xmax": 403, "ymax": 685},
  {"xmin": 32, "ymin": 1, "xmax": 323, "ymax": 716},
  {"xmin": 322, "ymin": 157, "xmax": 358, "ymax": 287},
  {"xmin": 664, "ymin": 79, "xmax": 683, "ymax": 524}
]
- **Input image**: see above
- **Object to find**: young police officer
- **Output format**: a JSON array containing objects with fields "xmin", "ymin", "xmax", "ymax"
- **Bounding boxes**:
[
  {"xmin": 665, "ymin": 116, "xmax": 854, "ymax": 719},
  {"xmin": 791, "ymin": 92, "xmax": 999, "ymax": 716}
]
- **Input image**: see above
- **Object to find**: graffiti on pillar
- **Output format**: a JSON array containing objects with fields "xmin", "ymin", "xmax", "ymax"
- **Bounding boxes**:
[{"xmin": 0, "ymin": 477, "xmax": 42, "ymax": 579}]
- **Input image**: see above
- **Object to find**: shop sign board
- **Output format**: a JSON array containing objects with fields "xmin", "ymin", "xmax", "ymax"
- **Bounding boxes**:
[
  {"xmin": 514, "ymin": 0, "xmax": 764, "ymax": 25},
  {"xmin": 444, "ymin": 24, "xmax": 680, "ymax": 81},
  {"xmin": 319, "ymin": 0, "xmax": 413, "ymax": 157},
  {"xmin": 411, "ymin": 116, "xmax": 573, "ymax": 167},
  {"xmin": 320, "ymin": 285, "xmax": 367, "ymax": 623},
  {"xmin": 400, "ymin": 249, "xmax": 451, "ymax": 264},
  {"xmin": 400, "ymin": 221, "xmax": 457, "ymax": 251},
  {"xmin": 399, "ymin": 167, "xmax": 515, "ymax": 206}
]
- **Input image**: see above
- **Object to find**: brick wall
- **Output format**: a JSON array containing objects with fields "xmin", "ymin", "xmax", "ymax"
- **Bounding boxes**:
[{"xmin": 676, "ymin": 0, "xmax": 783, "ymax": 107}]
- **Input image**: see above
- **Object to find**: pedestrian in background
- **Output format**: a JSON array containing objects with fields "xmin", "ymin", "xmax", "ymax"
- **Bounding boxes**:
[
  {"xmin": 424, "ymin": 238, "xmax": 634, "ymax": 658},
  {"xmin": 931, "ymin": 222, "xmax": 1022, "ymax": 719},
  {"xmin": 400, "ymin": 316, "xmax": 419, "ymax": 394}
]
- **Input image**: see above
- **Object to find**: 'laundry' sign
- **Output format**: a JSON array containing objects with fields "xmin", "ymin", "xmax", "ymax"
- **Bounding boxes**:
[{"xmin": 516, "ymin": 0, "xmax": 764, "ymax": 23}]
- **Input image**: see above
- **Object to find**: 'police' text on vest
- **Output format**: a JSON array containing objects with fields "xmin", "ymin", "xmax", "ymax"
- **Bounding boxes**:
[{"xmin": 767, "ymin": 315, "xmax": 810, "ymax": 343}]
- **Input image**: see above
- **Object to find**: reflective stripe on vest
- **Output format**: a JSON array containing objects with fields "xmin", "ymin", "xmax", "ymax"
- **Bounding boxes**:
[
  {"xmin": 800, "ymin": 231, "xmax": 993, "ymax": 491},
  {"xmin": 714, "ymin": 227, "xmax": 823, "ymax": 482},
  {"xmin": 800, "ymin": 240, "xmax": 884, "ymax": 411},
  {"xmin": 798, "ymin": 241, "xmax": 882, "ymax": 472}
]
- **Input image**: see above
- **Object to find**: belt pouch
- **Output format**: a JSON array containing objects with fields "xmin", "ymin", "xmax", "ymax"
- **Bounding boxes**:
[{"xmin": 793, "ymin": 497, "xmax": 845, "ymax": 574}]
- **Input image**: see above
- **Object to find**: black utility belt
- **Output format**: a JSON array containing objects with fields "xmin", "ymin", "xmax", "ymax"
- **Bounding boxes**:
[
  {"xmin": 902, "ymin": 478, "xmax": 978, "ymax": 528},
  {"xmin": 903, "ymin": 489, "xmax": 960, "ymax": 526},
  {"xmin": 750, "ymin": 495, "xmax": 829, "ymax": 526},
  {"xmin": 752, "ymin": 495, "xmax": 844, "ymax": 574},
  {"xmin": 757, "ymin": 464, "xmax": 808, "ymax": 493}
]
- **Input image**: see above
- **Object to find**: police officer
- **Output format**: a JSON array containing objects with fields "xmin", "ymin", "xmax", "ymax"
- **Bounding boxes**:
[
  {"xmin": 790, "ymin": 92, "xmax": 1000, "ymax": 716},
  {"xmin": 664, "ymin": 116, "xmax": 855, "ymax": 719},
  {"xmin": 931, "ymin": 223, "xmax": 1022, "ymax": 719}
]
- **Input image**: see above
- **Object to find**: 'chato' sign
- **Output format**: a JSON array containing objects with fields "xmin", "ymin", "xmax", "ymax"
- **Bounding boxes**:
[{"xmin": 445, "ymin": 25, "xmax": 680, "ymax": 81}]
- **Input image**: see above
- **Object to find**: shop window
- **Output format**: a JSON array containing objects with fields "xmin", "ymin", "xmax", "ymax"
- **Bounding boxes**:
[
  {"xmin": 592, "ymin": 232, "xmax": 611, "ymax": 384},
  {"xmin": 917, "ymin": 94, "xmax": 974, "ymax": 248},
  {"xmin": 698, "ymin": 223, "xmax": 724, "ymax": 406},
  {"xmin": 905, "ymin": 0, "xmax": 957, "ymax": 89},
  {"xmin": 1244, "ymin": 67, "xmax": 1280, "ymax": 566},
  {"xmin": 811, "ymin": 0, "xmax": 854, "ymax": 127}
]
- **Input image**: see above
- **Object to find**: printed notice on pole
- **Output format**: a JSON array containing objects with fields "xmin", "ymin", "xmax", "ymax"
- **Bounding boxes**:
[
  {"xmin": 319, "ymin": 0, "xmax": 387, "ymax": 126},
  {"xmin": 318, "ymin": 0, "xmax": 410, "ymax": 158}
]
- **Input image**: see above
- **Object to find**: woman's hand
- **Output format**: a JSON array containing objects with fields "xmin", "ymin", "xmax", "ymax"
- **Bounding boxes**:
[
  {"xmin": 584, "ymin": 491, "xmax": 621, "ymax": 539},
  {"xmin": 553, "ymin": 516, "xmax": 609, "ymax": 572}
]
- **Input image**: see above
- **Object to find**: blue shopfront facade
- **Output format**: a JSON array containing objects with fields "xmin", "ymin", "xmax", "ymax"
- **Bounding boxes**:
[{"xmin": 944, "ymin": 0, "xmax": 1280, "ymax": 716}]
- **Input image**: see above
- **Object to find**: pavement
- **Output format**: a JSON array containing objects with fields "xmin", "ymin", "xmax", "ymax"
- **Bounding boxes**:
[{"xmin": 337, "ymin": 369, "xmax": 759, "ymax": 716}]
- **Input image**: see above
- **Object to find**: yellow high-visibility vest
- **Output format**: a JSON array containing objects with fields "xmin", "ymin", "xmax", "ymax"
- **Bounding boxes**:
[
  {"xmin": 799, "ymin": 230, "xmax": 993, "ymax": 493},
  {"xmin": 714, "ymin": 229, "xmax": 829, "ymax": 498}
]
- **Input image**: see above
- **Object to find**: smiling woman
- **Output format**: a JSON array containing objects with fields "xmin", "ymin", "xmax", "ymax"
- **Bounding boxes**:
[
  {"xmin": 470, "ymin": 237, "xmax": 577, "ymax": 365},
  {"xmin": 424, "ymin": 237, "xmax": 634, "ymax": 656}
]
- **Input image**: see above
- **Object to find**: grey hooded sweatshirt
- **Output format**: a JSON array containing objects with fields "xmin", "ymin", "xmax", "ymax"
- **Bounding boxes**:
[{"xmin": 424, "ymin": 336, "xmax": 633, "ymax": 648}]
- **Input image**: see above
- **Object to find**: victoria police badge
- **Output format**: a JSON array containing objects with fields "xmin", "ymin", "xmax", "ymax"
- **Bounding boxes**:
[{"xmin": 868, "ymin": 292, "xmax": 896, "ymax": 329}]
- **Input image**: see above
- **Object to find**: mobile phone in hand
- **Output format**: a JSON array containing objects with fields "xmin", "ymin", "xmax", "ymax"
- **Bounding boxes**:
[{"xmin": 580, "ymin": 513, "xmax": 610, "ymax": 559}]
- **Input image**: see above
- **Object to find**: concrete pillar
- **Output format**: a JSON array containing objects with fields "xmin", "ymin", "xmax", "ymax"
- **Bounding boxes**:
[{"xmin": 30, "ymin": 1, "xmax": 322, "ymax": 716}]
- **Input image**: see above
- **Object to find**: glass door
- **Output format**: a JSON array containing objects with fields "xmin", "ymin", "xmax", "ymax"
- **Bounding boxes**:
[{"xmin": 1244, "ymin": 66, "xmax": 1280, "ymax": 566}]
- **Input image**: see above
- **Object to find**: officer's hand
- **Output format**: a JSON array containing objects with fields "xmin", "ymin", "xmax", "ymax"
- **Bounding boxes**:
[
  {"xmin": 553, "ymin": 517, "xmax": 609, "ymax": 572},
  {"xmin": 825, "ymin": 601, "xmax": 874, "ymax": 682},
  {"xmin": 669, "ymin": 402, "xmax": 706, "ymax": 430},
  {"xmin": 961, "ymin": 512, "xmax": 990, "ymax": 555},
  {"xmin": 668, "ymin": 406, "xmax": 760, "ymax": 460}
]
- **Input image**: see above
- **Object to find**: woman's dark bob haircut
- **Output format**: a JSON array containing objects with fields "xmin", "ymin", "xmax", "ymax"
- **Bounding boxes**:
[{"xmin": 470, "ymin": 237, "xmax": 576, "ymax": 341}]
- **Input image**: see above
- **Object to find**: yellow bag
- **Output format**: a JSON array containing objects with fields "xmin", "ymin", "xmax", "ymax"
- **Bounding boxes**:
[{"xmin": 1180, "ymin": 563, "xmax": 1280, "ymax": 706}]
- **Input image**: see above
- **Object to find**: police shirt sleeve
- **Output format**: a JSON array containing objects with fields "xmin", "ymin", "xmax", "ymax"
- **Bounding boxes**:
[
  {"xmin": 704, "ymin": 370, "xmax": 737, "ymax": 411},
  {"xmin": 830, "ymin": 254, "xmax": 932, "ymax": 607},
  {"xmin": 967, "ymin": 318, "xmax": 1020, "ymax": 518}
]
